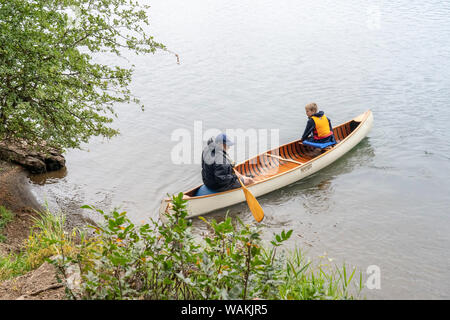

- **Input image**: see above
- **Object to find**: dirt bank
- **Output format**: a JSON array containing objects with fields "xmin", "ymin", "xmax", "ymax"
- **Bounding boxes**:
[
  {"xmin": 0, "ymin": 160, "xmax": 91, "ymax": 300},
  {"xmin": 0, "ymin": 262, "xmax": 65, "ymax": 300},
  {"xmin": 1, "ymin": 160, "xmax": 96, "ymax": 250},
  {"xmin": 0, "ymin": 160, "xmax": 42, "ymax": 253}
]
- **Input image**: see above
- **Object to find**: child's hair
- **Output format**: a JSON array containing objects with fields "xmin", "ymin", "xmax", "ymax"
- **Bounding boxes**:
[{"xmin": 305, "ymin": 102, "xmax": 318, "ymax": 113}]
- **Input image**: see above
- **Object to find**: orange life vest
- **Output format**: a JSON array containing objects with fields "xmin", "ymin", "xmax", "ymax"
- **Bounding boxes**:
[{"xmin": 311, "ymin": 115, "xmax": 333, "ymax": 140}]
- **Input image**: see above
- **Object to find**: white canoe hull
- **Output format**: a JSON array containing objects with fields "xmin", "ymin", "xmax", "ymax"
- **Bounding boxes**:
[{"xmin": 160, "ymin": 110, "xmax": 373, "ymax": 219}]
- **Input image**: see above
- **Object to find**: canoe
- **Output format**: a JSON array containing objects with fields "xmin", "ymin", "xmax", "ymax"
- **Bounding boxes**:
[{"xmin": 160, "ymin": 110, "xmax": 373, "ymax": 219}]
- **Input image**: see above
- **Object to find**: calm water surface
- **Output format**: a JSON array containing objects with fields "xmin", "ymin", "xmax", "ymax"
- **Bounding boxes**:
[{"xmin": 30, "ymin": 0, "xmax": 450, "ymax": 299}]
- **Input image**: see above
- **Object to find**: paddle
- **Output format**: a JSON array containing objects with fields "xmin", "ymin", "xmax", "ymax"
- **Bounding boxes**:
[
  {"xmin": 233, "ymin": 168, "xmax": 264, "ymax": 223},
  {"xmin": 266, "ymin": 153, "xmax": 303, "ymax": 165}
]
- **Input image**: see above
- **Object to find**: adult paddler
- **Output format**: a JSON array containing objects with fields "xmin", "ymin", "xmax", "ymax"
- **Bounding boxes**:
[{"xmin": 201, "ymin": 133, "xmax": 254, "ymax": 192}]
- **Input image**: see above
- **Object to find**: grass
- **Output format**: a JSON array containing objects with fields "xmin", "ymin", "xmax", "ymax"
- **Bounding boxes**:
[
  {"xmin": 276, "ymin": 248, "xmax": 362, "ymax": 299},
  {"xmin": 0, "ymin": 207, "xmax": 78, "ymax": 282},
  {"xmin": 0, "ymin": 206, "xmax": 14, "ymax": 242},
  {"xmin": 0, "ymin": 254, "xmax": 29, "ymax": 280}
]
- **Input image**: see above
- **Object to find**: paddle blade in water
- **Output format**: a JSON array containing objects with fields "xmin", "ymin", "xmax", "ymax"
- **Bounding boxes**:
[
  {"xmin": 232, "ymin": 168, "xmax": 264, "ymax": 222},
  {"xmin": 242, "ymin": 186, "xmax": 264, "ymax": 223}
]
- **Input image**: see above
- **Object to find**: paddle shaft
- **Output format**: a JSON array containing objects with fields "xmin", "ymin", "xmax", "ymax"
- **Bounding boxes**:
[
  {"xmin": 234, "ymin": 168, "xmax": 246, "ymax": 187},
  {"xmin": 266, "ymin": 153, "xmax": 303, "ymax": 165}
]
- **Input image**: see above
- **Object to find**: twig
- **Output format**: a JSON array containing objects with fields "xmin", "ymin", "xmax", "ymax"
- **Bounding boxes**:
[
  {"xmin": 164, "ymin": 49, "xmax": 180, "ymax": 64},
  {"xmin": 29, "ymin": 284, "xmax": 64, "ymax": 296}
]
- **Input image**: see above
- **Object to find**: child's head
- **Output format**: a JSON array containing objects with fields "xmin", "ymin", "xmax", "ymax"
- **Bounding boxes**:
[{"xmin": 304, "ymin": 103, "xmax": 318, "ymax": 117}]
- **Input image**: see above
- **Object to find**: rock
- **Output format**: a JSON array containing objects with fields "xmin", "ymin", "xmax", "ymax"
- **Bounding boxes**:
[
  {"xmin": 0, "ymin": 262, "xmax": 65, "ymax": 300},
  {"xmin": 0, "ymin": 139, "xmax": 65, "ymax": 174},
  {"xmin": 65, "ymin": 264, "xmax": 82, "ymax": 295},
  {"xmin": 49, "ymin": 255, "xmax": 82, "ymax": 297}
]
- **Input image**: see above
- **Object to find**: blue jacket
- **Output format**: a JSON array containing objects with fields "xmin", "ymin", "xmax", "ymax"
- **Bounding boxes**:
[{"xmin": 301, "ymin": 111, "xmax": 334, "ymax": 143}]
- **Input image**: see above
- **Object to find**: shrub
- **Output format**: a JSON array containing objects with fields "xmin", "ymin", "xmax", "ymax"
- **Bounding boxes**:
[{"xmin": 48, "ymin": 193, "xmax": 363, "ymax": 300}]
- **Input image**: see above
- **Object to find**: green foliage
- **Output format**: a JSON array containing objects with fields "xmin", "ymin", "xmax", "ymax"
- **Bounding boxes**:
[
  {"xmin": 0, "ymin": 206, "xmax": 78, "ymax": 281},
  {"xmin": 0, "ymin": 205, "xmax": 14, "ymax": 242},
  {"xmin": 0, "ymin": 0, "xmax": 166, "ymax": 148},
  {"xmin": 48, "ymin": 193, "xmax": 363, "ymax": 300},
  {"xmin": 0, "ymin": 253, "xmax": 29, "ymax": 280}
]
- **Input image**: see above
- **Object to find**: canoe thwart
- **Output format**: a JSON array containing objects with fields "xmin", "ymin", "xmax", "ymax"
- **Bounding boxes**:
[{"xmin": 266, "ymin": 153, "xmax": 303, "ymax": 165}]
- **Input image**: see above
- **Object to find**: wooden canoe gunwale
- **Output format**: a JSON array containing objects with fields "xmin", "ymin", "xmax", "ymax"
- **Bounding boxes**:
[{"xmin": 167, "ymin": 110, "xmax": 372, "ymax": 202}]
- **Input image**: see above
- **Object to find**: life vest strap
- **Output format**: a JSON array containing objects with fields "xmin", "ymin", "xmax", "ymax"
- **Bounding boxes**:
[{"xmin": 313, "ymin": 131, "xmax": 333, "ymax": 140}]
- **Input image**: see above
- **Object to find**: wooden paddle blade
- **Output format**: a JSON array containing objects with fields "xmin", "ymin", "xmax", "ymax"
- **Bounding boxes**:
[
  {"xmin": 242, "ymin": 186, "xmax": 264, "ymax": 223},
  {"xmin": 232, "ymin": 168, "xmax": 264, "ymax": 223}
]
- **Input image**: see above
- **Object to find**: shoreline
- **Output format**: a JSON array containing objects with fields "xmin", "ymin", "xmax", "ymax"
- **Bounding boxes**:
[
  {"xmin": 0, "ymin": 161, "xmax": 43, "ymax": 213},
  {"xmin": 0, "ymin": 161, "xmax": 96, "ymax": 248},
  {"xmin": 0, "ymin": 160, "xmax": 43, "ymax": 254},
  {"xmin": 0, "ymin": 160, "xmax": 91, "ymax": 300}
]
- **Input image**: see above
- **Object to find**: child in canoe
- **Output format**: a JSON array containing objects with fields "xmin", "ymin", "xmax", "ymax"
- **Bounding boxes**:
[{"xmin": 300, "ymin": 102, "xmax": 336, "ymax": 146}]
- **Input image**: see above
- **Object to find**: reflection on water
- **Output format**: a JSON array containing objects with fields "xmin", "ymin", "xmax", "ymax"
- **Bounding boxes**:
[
  {"xmin": 28, "ymin": 166, "xmax": 68, "ymax": 185},
  {"xmin": 302, "ymin": 179, "xmax": 333, "ymax": 215},
  {"xmin": 266, "ymin": 138, "xmax": 374, "ymax": 215}
]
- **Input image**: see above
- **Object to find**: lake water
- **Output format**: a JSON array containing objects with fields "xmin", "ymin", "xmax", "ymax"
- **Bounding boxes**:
[{"xmin": 29, "ymin": 0, "xmax": 450, "ymax": 299}]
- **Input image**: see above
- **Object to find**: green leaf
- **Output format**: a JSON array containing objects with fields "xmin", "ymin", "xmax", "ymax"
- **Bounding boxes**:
[
  {"xmin": 0, "ymin": 0, "xmax": 167, "ymax": 149},
  {"xmin": 286, "ymin": 230, "xmax": 293, "ymax": 240}
]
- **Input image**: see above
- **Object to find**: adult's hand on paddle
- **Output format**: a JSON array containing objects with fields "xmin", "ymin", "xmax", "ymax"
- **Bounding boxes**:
[
  {"xmin": 244, "ymin": 176, "xmax": 255, "ymax": 185},
  {"xmin": 233, "ymin": 168, "xmax": 264, "ymax": 223},
  {"xmin": 235, "ymin": 170, "xmax": 254, "ymax": 185}
]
